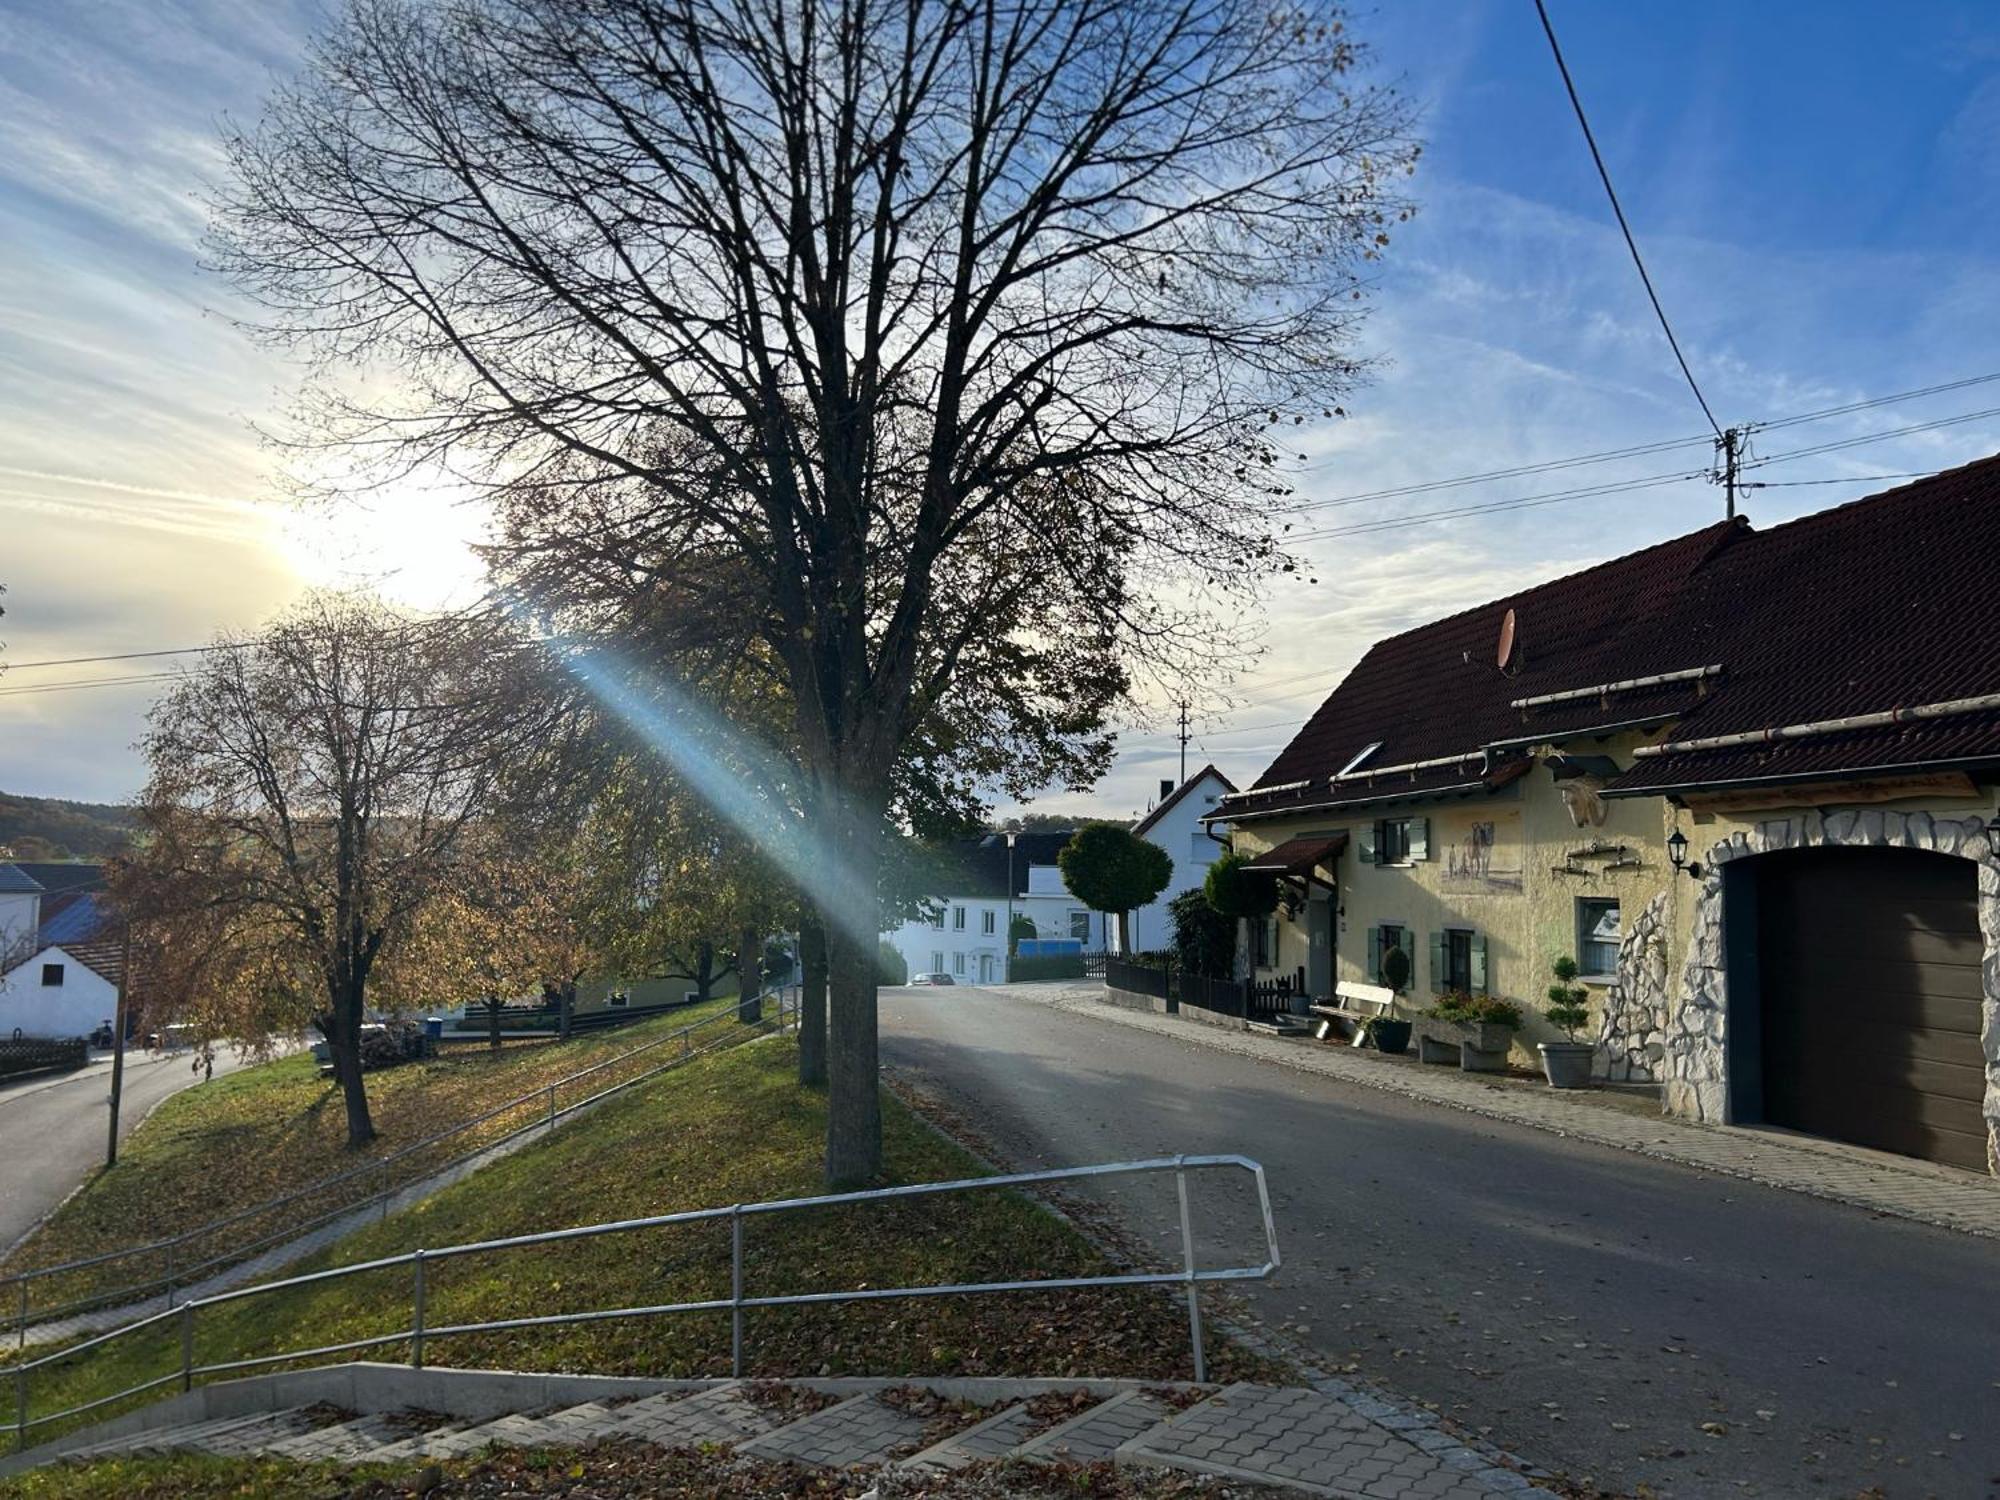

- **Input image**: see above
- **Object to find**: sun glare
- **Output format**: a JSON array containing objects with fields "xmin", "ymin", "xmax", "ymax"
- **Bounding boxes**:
[{"xmin": 275, "ymin": 478, "xmax": 493, "ymax": 611}]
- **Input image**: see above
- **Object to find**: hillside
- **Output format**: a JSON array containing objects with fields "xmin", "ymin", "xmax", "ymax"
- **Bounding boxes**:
[{"xmin": 0, "ymin": 792, "xmax": 137, "ymax": 860}]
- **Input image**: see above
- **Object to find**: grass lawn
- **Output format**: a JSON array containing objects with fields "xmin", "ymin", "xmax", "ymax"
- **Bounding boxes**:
[
  {"xmin": 3, "ymin": 993, "xmax": 755, "ymax": 1317},
  {"xmin": 15, "ymin": 1037, "xmax": 1280, "ymax": 1447}
]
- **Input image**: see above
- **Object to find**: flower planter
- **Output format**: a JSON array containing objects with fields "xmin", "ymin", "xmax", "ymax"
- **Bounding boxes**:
[
  {"xmin": 1412, "ymin": 1016, "xmax": 1514, "ymax": 1073},
  {"xmin": 1367, "ymin": 1019, "xmax": 1412, "ymax": 1055},
  {"xmin": 1538, "ymin": 1041, "xmax": 1595, "ymax": 1089}
]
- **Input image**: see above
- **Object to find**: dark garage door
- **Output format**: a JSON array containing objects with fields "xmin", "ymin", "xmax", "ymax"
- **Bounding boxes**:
[{"xmin": 1756, "ymin": 846, "xmax": 1988, "ymax": 1172}]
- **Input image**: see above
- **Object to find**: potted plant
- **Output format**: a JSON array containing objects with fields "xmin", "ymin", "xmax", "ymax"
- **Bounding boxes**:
[
  {"xmin": 1413, "ymin": 991, "xmax": 1521, "ymax": 1072},
  {"xmin": 1539, "ymin": 955, "xmax": 1595, "ymax": 1088},
  {"xmin": 1362, "ymin": 1013, "xmax": 1411, "ymax": 1054}
]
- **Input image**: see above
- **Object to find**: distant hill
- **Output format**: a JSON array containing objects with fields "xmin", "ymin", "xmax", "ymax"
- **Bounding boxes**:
[{"xmin": 0, "ymin": 792, "xmax": 138, "ymax": 860}]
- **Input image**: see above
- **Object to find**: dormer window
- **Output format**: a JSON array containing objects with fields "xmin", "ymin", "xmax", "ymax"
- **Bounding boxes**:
[
  {"xmin": 41, "ymin": 963, "xmax": 64, "ymax": 987},
  {"xmin": 1337, "ymin": 741, "xmax": 1383, "ymax": 777}
]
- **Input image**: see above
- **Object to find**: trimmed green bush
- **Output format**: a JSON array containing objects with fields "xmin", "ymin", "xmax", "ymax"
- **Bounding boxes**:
[
  {"xmin": 876, "ymin": 940, "xmax": 910, "ymax": 986},
  {"xmin": 1204, "ymin": 850, "xmax": 1278, "ymax": 919}
]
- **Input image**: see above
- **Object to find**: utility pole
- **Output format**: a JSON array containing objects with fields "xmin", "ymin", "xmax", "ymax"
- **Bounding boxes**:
[
  {"xmin": 1177, "ymin": 700, "xmax": 1190, "ymax": 784},
  {"xmin": 105, "ymin": 924, "xmax": 131, "ymax": 1170},
  {"xmin": 1717, "ymin": 426, "xmax": 1742, "ymax": 520}
]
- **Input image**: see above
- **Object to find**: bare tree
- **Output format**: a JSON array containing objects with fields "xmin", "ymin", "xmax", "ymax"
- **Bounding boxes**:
[
  {"xmin": 214, "ymin": 0, "xmax": 1417, "ymax": 1182},
  {"xmin": 132, "ymin": 595, "xmax": 550, "ymax": 1146}
]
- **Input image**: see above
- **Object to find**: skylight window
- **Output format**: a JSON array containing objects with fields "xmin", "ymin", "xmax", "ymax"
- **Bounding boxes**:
[{"xmin": 1337, "ymin": 741, "xmax": 1383, "ymax": 777}]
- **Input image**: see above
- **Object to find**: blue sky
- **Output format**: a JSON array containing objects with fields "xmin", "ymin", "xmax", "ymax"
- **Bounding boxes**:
[{"xmin": 3, "ymin": 0, "xmax": 1999, "ymax": 818}]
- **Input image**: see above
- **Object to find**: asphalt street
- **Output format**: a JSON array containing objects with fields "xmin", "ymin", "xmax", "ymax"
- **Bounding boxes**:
[
  {"xmin": 880, "ymin": 985, "xmax": 2000, "ymax": 1499},
  {"xmin": 0, "ymin": 1047, "xmax": 253, "ymax": 1254}
]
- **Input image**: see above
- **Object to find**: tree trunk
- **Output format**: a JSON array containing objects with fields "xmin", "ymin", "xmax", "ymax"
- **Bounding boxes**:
[
  {"xmin": 797, "ymin": 917, "xmax": 828, "ymax": 1088},
  {"xmin": 559, "ymin": 978, "xmax": 575, "ymax": 1041},
  {"xmin": 1116, "ymin": 910, "xmax": 1131, "ymax": 956},
  {"xmin": 822, "ymin": 798, "xmax": 886, "ymax": 1188},
  {"xmin": 694, "ymin": 940, "xmax": 714, "ymax": 1003},
  {"xmin": 738, "ymin": 923, "xmax": 762, "ymax": 1024},
  {"xmin": 330, "ymin": 979, "xmax": 376, "ymax": 1147},
  {"xmin": 487, "ymin": 994, "xmax": 502, "ymax": 1051}
]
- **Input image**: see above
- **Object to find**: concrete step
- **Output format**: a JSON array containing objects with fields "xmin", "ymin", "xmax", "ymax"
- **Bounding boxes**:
[
  {"xmin": 261, "ymin": 1410, "xmax": 410, "ymax": 1460},
  {"xmin": 169, "ymin": 1407, "xmax": 327, "ymax": 1457},
  {"xmin": 735, "ymin": 1391, "xmax": 931, "ymax": 1468},
  {"xmin": 897, "ymin": 1401, "xmax": 1040, "ymax": 1471},
  {"xmin": 598, "ymin": 1383, "xmax": 776, "ymax": 1448},
  {"xmin": 1012, "ymin": 1389, "xmax": 1174, "ymax": 1463},
  {"xmin": 60, "ymin": 1413, "xmax": 259, "ymax": 1460}
]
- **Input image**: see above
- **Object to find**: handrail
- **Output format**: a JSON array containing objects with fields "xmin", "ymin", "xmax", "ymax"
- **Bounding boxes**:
[
  {"xmin": 9, "ymin": 1154, "xmax": 1278, "ymax": 1451},
  {"xmin": 3, "ymin": 988, "xmax": 796, "ymax": 1339}
]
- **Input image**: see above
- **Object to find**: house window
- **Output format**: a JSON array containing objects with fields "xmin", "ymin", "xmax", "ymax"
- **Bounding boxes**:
[
  {"xmin": 952, "ymin": 952, "xmax": 965, "ymax": 975},
  {"xmin": 1370, "ymin": 924, "xmax": 1409, "ymax": 988},
  {"xmin": 930, "ymin": 951, "xmax": 944, "ymax": 974},
  {"xmin": 1069, "ymin": 910, "xmax": 1090, "ymax": 942},
  {"xmin": 1364, "ymin": 817, "xmax": 1428, "ymax": 866},
  {"xmin": 1429, "ymin": 928, "xmax": 1490, "ymax": 996},
  {"xmin": 953, "ymin": 906, "xmax": 966, "ymax": 931},
  {"xmin": 929, "ymin": 908, "xmax": 945, "ymax": 930},
  {"xmin": 1252, "ymin": 916, "xmax": 1278, "ymax": 969},
  {"xmin": 1578, "ymin": 898, "xmax": 1621, "ymax": 979},
  {"xmin": 40, "ymin": 963, "xmax": 64, "ymax": 987},
  {"xmin": 982, "ymin": 910, "xmax": 996, "ymax": 935}
]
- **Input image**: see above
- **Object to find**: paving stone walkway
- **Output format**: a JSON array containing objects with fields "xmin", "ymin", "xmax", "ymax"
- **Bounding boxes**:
[
  {"xmin": 989, "ymin": 980, "xmax": 2000, "ymax": 1238},
  {"xmin": 9, "ymin": 1373, "xmax": 1546, "ymax": 1495}
]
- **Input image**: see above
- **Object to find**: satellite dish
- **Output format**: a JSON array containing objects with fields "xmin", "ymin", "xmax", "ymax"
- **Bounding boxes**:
[{"xmin": 1496, "ymin": 608, "xmax": 1518, "ymax": 671}]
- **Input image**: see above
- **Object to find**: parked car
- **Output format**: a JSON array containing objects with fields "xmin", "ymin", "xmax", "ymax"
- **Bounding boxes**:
[{"xmin": 908, "ymin": 972, "xmax": 957, "ymax": 987}]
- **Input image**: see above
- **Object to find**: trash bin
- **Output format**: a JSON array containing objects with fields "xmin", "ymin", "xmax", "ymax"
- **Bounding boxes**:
[{"xmin": 422, "ymin": 1016, "xmax": 444, "ymax": 1058}]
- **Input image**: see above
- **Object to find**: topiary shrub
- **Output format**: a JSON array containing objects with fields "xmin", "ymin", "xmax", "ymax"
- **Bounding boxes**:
[
  {"xmin": 1545, "ymin": 955, "xmax": 1589, "ymax": 1040},
  {"xmin": 1379, "ymin": 943, "xmax": 1411, "ymax": 993}
]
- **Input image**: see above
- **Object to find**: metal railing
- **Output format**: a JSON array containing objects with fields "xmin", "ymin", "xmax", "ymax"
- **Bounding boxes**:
[
  {"xmin": 9, "ymin": 1153, "xmax": 1277, "ymax": 1452},
  {"xmin": 4, "ymin": 989, "xmax": 796, "ymax": 1343}
]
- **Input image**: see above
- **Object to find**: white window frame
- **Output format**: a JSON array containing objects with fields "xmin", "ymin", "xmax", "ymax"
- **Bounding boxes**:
[
  {"xmin": 982, "ymin": 909, "xmax": 996, "ymax": 935},
  {"xmin": 930, "ymin": 950, "xmax": 945, "ymax": 974},
  {"xmin": 1577, "ymin": 897, "xmax": 1622, "ymax": 982},
  {"xmin": 952, "ymin": 951, "xmax": 966, "ymax": 975},
  {"xmin": 952, "ymin": 905, "xmax": 966, "ymax": 930}
]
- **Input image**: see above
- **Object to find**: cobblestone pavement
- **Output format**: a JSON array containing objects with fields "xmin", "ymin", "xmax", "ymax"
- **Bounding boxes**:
[
  {"xmin": 992, "ymin": 979, "xmax": 2000, "ymax": 1237},
  {"xmin": 1122, "ymin": 1384, "xmax": 1534, "ymax": 1498}
]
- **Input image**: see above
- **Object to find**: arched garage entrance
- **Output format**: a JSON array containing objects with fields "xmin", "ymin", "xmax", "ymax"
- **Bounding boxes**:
[{"xmin": 1735, "ymin": 845, "xmax": 1987, "ymax": 1171}]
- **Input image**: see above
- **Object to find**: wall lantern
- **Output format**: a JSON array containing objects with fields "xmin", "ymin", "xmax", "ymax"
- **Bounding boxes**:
[
  {"xmin": 1986, "ymin": 813, "xmax": 2000, "ymax": 843},
  {"xmin": 1666, "ymin": 827, "xmax": 1704, "ymax": 880}
]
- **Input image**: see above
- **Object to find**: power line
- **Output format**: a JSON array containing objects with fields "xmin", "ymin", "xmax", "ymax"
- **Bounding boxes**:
[
  {"xmin": 1533, "ymin": 0, "xmax": 1720, "ymax": 436},
  {"xmin": 0, "ymin": 644, "xmax": 238, "ymax": 672},
  {"xmin": 0, "ymin": 672, "xmax": 180, "ymax": 698},
  {"xmin": 1291, "ymin": 468, "xmax": 1708, "ymax": 544},
  {"xmin": 1747, "ymin": 405, "xmax": 2000, "ymax": 467},
  {"xmin": 1290, "ymin": 370, "xmax": 2000, "ymax": 513}
]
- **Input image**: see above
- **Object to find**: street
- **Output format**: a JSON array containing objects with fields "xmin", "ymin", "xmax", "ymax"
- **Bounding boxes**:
[
  {"xmin": 0, "ymin": 1048, "xmax": 254, "ymax": 1254},
  {"xmin": 881, "ymin": 986, "xmax": 2000, "ymax": 1498}
]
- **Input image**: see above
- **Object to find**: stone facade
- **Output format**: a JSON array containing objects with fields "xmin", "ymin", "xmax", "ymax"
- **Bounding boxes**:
[
  {"xmin": 1660, "ymin": 809, "xmax": 2000, "ymax": 1176},
  {"xmin": 1597, "ymin": 889, "xmax": 1669, "ymax": 1082}
]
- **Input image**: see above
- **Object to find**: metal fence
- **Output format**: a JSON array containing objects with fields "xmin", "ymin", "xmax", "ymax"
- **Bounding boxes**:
[
  {"xmin": 8, "ymin": 1153, "xmax": 1277, "ymax": 1453},
  {"xmin": 3, "ymin": 990, "xmax": 795, "ymax": 1342},
  {"xmin": 1101, "ymin": 960, "xmax": 1298, "ymax": 1022}
]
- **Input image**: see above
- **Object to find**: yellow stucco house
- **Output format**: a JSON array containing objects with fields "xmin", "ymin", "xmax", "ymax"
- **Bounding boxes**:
[{"xmin": 1203, "ymin": 459, "xmax": 2000, "ymax": 1177}]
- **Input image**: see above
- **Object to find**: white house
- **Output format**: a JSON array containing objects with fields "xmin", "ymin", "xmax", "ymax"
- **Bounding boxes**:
[
  {"xmin": 1115, "ymin": 765, "xmax": 1236, "ymax": 955},
  {"xmin": 882, "ymin": 831, "xmax": 1111, "ymax": 983},
  {"xmin": 0, "ymin": 863, "xmax": 123, "ymax": 1041}
]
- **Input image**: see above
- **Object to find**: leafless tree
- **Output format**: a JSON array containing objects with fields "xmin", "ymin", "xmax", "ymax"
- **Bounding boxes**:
[
  {"xmin": 214, "ymin": 0, "xmax": 1417, "ymax": 1183},
  {"xmin": 132, "ymin": 595, "xmax": 554, "ymax": 1146}
]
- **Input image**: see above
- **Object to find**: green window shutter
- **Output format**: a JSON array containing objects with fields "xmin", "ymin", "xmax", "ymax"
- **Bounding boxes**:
[
  {"xmin": 1470, "ymin": 933, "xmax": 1489, "ymax": 995},
  {"xmin": 1409, "ymin": 817, "xmax": 1430, "ymax": 861},
  {"xmin": 1358, "ymin": 822, "xmax": 1378, "ymax": 865},
  {"xmin": 1365, "ymin": 926, "xmax": 1381, "ymax": 982},
  {"xmin": 1428, "ymin": 930, "xmax": 1445, "ymax": 994}
]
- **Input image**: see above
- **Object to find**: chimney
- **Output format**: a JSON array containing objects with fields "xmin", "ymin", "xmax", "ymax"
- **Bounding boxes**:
[{"xmin": 1159, "ymin": 778, "xmax": 1175, "ymax": 802}]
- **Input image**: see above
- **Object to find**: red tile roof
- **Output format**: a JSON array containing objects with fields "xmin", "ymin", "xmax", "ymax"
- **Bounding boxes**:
[{"xmin": 1233, "ymin": 453, "xmax": 2000, "ymax": 810}]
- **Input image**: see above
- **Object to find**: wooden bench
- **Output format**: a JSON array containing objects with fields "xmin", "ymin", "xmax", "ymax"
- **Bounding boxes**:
[{"xmin": 1308, "ymin": 980, "xmax": 1396, "ymax": 1046}]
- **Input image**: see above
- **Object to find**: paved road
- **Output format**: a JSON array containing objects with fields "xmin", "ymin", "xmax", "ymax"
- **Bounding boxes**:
[
  {"xmin": 0, "ymin": 1049, "xmax": 254, "ymax": 1254},
  {"xmin": 881, "ymin": 987, "xmax": 2000, "ymax": 1499}
]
